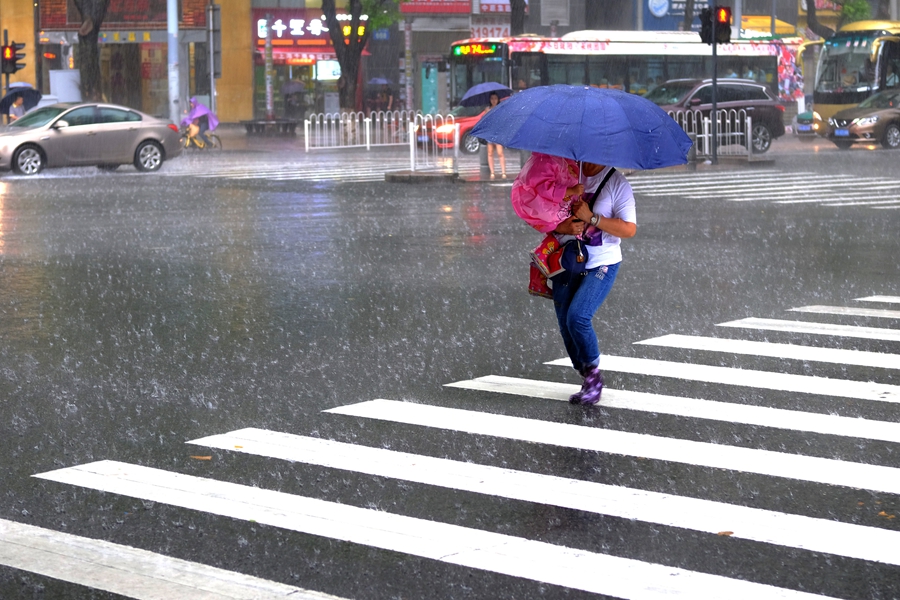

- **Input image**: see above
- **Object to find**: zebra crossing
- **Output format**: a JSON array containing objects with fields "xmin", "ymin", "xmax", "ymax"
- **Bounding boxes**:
[
  {"xmin": 9, "ymin": 295, "xmax": 900, "ymax": 598},
  {"xmin": 628, "ymin": 169, "xmax": 900, "ymax": 208}
]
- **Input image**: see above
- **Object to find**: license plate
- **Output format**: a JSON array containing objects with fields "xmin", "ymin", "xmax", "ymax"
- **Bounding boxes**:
[
  {"xmin": 797, "ymin": 124, "xmax": 812, "ymax": 132},
  {"xmin": 835, "ymin": 129, "xmax": 850, "ymax": 137},
  {"xmin": 418, "ymin": 135, "xmax": 430, "ymax": 143}
]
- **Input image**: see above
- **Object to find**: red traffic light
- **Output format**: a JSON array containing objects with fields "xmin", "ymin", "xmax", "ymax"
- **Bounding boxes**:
[
  {"xmin": 715, "ymin": 6, "xmax": 732, "ymax": 25},
  {"xmin": 1, "ymin": 45, "xmax": 12, "ymax": 61}
]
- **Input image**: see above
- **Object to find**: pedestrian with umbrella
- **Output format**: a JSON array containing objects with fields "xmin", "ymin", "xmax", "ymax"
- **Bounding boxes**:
[
  {"xmin": 0, "ymin": 86, "xmax": 42, "ymax": 124},
  {"xmin": 460, "ymin": 82, "xmax": 513, "ymax": 177},
  {"xmin": 471, "ymin": 84, "xmax": 692, "ymax": 405},
  {"xmin": 8, "ymin": 96, "xmax": 25, "ymax": 122}
]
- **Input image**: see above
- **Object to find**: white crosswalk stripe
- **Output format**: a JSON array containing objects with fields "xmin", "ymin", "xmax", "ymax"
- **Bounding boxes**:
[
  {"xmin": 33, "ymin": 461, "xmax": 839, "ymax": 600},
  {"xmin": 18, "ymin": 297, "xmax": 900, "ymax": 598},
  {"xmin": 629, "ymin": 169, "xmax": 900, "ymax": 207}
]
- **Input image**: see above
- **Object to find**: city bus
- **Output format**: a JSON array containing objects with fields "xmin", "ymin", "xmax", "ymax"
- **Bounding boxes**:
[
  {"xmin": 449, "ymin": 30, "xmax": 805, "ymax": 106},
  {"xmin": 810, "ymin": 20, "xmax": 900, "ymax": 128}
]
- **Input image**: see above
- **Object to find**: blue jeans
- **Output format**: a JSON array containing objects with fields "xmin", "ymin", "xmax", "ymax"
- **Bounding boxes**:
[{"xmin": 551, "ymin": 262, "xmax": 620, "ymax": 374}]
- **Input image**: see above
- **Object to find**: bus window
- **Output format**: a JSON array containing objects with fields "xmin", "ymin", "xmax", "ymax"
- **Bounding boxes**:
[
  {"xmin": 511, "ymin": 53, "xmax": 543, "ymax": 89},
  {"xmin": 880, "ymin": 42, "xmax": 900, "ymax": 89},
  {"xmin": 473, "ymin": 56, "xmax": 505, "ymax": 86},
  {"xmin": 666, "ymin": 57, "xmax": 705, "ymax": 80},
  {"xmin": 587, "ymin": 57, "xmax": 627, "ymax": 90},
  {"xmin": 548, "ymin": 56, "xmax": 586, "ymax": 85}
]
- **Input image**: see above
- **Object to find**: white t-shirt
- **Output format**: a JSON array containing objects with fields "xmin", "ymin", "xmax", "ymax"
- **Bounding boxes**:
[{"xmin": 557, "ymin": 166, "xmax": 636, "ymax": 268}]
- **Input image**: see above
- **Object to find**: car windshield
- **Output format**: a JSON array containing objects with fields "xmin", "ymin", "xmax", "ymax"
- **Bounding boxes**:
[
  {"xmin": 643, "ymin": 82, "xmax": 696, "ymax": 106},
  {"xmin": 10, "ymin": 106, "xmax": 69, "ymax": 128},
  {"xmin": 815, "ymin": 33, "xmax": 877, "ymax": 92},
  {"xmin": 858, "ymin": 91, "xmax": 900, "ymax": 109}
]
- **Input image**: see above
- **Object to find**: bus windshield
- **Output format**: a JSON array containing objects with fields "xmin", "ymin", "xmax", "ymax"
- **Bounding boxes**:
[{"xmin": 816, "ymin": 33, "xmax": 877, "ymax": 92}]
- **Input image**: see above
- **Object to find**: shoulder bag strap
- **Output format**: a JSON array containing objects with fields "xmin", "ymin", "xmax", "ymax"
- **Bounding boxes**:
[{"xmin": 586, "ymin": 167, "xmax": 616, "ymax": 211}]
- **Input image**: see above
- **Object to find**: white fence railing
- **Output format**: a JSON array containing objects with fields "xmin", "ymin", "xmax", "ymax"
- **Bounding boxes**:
[
  {"xmin": 668, "ymin": 108, "xmax": 752, "ymax": 157},
  {"xmin": 305, "ymin": 109, "xmax": 460, "ymax": 173}
]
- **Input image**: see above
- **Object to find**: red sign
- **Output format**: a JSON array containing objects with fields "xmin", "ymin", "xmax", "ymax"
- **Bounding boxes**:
[{"xmin": 400, "ymin": 0, "xmax": 470, "ymax": 14}]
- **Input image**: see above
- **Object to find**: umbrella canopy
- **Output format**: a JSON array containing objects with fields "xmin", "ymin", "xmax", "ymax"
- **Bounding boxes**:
[
  {"xmin": 0, "ymin": 88, "xmax": 42, "ymax": 115},
  {"xmin": 368, "ymin": 77, "xmax": 391, "ymax": 85},
  {"xmin": 470, "ymin": 84, "xmax": 692, "ymax": 170},
  {"xmin": 459, "ymin": 82, "xmax": 513, "ymax": 107}
]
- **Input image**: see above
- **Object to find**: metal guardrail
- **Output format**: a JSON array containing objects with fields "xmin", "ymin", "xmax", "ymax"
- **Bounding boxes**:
[
  {"xmin": 304, "ymin": 110, "xmax": 420, "ymax": 151},
  {"xmin": 304, "ymin": 110, "xmax": 460, "ymax": 174},
  {"xmin": 668, "ymin": 109, "xmax": 751, "ymax": 158}
]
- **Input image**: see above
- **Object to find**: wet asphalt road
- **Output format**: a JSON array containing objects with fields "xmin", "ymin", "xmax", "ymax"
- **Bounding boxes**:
[{"xmin": 0, "ymin": 138, "xmax": 899, "ymax": 599}]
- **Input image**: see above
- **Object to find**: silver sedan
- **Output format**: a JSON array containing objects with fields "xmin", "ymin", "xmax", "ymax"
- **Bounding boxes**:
[{"xmin": 0, "ymin": 102, "xmax": 183, "ymax": 175}]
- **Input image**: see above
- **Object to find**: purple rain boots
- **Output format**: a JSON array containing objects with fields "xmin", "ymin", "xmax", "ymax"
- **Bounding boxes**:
[{"xmin": 568, "ymin": 367, "xmax": 604, "ymax": 405}]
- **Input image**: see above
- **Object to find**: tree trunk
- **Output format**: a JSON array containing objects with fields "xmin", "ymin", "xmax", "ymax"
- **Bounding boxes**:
[
  {"xmin": 510, "ymin": 0, "xmax": 527, "ymax": 35},
  {"xmin": 805, "ymin": 0, "xmax": 835, "ymax": 40},
  {"xmin": 682, "ymin": 0, "xmax": 695, "ymax": 32},
  {"xmin": 73, "ymin": 0, "xmax": 110, "ymax": 102},
  {"xmin": 322, "ymin": 0, "xmax": 372, "ymax": 111}
]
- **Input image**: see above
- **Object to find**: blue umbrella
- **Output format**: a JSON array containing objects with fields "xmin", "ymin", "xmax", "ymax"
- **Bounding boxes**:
[
  {"xmin": 470, "ymin": 84, "xmax": 692, "ymax": 170},
  {"xmin": 459, "ymin": 82, "xmax": 513, "ymax": 107}
]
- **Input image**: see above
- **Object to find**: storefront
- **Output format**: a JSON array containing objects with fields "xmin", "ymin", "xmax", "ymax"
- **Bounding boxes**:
[
  {"xmin": 38, "ymin": 0, "xmax": 210, "ymax": 117},
  {"xmin": 252, "ymin": 8, "xmax": 374, "ymax": 118}
]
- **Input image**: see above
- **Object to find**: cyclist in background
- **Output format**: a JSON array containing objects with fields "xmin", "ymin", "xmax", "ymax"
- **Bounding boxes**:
[{"xmin": 181, "ymin": 97, "xmax": 219, "ymax": 148}]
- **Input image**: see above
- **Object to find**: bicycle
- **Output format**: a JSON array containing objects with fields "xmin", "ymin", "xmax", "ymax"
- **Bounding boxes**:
[{"xmin": 180, "ymin": 125, "xmax": 222, "ymax": 151}]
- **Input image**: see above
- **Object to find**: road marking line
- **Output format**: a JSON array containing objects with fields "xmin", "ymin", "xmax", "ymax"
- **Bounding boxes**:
[
  {"xmin": 32, "ymin": 461, "xmax": 840, "ymax": 600},
  {"xmin": 545, "ymin": 355, "xmax": 900, "ymax": 405},
  {"xmin": 858, "ymin": 296, "xmax": 900, "ymax": 304},
  {"xmin": 0, "ymin": 518, "xmax": 330, "ymax": 600},
  {"xmin": 190, "ymin": 428, "xmax": 900, "ymax": 567},
  {"xmin": 445, "ymin": 375, "xmax": 900, "ymax": 444},
  {"xmin": 717, "ymin": 317, "xmax": 900, "ymax": 342},
  {"xmin": 327, "ymin": 400, "xmax": 900, "ymax": 494},
  {"xmin": 790, "ymin": 305, "xmax": 900, "ymax": 319},
  {"xmin": 634, "ymin": 334, "xmax": 900, "ymax": 370}
]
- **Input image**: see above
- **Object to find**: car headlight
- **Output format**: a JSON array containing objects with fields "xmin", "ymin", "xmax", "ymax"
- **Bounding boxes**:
[
  {"xmin": 812, "ymin": 111, "xmax": 822, "ymax": 121},
  {"xmin": 435, "ymin": 124, "xmax": 456, "ymax": 134},
  {"xmin": 828, "ymin": 117, "xmax": 836, "ymax": 126},
  {"xmin": 854, "ymin": 116, "xmax": 879, "ymax": 126}
]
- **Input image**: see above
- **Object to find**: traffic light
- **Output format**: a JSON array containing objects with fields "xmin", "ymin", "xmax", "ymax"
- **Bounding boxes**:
[
  {"xmin": 715, "ymin": 7, "xmax": 732, "ymax": 44},
  {"xmin": 1, "ymin": 42, "xmax": 26, "ymax": 74},
  {"xmin": 699, "ymin": 8, "xmax": 713, "ymax": 45}
]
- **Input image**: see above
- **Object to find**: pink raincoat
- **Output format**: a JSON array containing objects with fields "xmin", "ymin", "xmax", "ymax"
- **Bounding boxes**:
[{"xmin": 510, "ymin": 152, "xmax": 580, "ymax": 233}]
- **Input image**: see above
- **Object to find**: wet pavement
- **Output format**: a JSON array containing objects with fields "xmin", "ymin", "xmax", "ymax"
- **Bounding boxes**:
[{"xmin": 0, "ymin": 133, "xmax": 898, "ymax": 599}]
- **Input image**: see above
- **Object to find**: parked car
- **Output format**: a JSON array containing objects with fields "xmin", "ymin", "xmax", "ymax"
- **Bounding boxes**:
[
  {"xmin": 826, "ymin": 89, "xmax": 900, "ymax": 150},
  {"xmin": 0, "ymin": 102, "xmax": 182, "ymax": 175},
  {"xmin": 644, "ymin": 78, "xmax": 786, "ymax": 153},
  {"xmin": 793, "ymin": 103, "xmax": 819, "ymax": 141},
  {"xmin": 429, "ymin": 104, "xmax": 488, "ymax": 153}
]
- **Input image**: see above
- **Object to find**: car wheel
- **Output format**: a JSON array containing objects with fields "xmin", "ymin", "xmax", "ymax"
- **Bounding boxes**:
[
  {"xmin": 462, "ymin": 134, "xmax": 481, "ymax": 154},
  {"xmin": 134, "ymin": 140, "xmax": 163, "ymax": 172},
  {"xmin": 12, "ymin": 145, "xmax": 44, "ymax": 175},
  {"xmin": 881, "ymin": 123, "xmax": 900, "ymax": 149},
  {"xmin": 97, "ymin": 164, "xmax": 119, "ymax": 172},
  {"xmin": 833, "ymin": 140, "xmax": 853, "ymax": 150},
  {"xmin": 750, "ymin": 123, "xmax": 772, "ymax": 153}
]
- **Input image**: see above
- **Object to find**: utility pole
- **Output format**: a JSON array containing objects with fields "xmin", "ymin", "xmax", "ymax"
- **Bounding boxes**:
[{"xmin": 167, "ymin": 0, "xmax": 180, "ymax": 125}]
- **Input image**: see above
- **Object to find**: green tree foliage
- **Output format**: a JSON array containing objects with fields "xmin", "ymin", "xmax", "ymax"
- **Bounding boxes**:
[
  {"xmin": 73, "ymin": 0, "xmax": 110, "ymax": 102},
  {"xmin": 838, "ymin": 0, "xmax": 872, "ymax": 26},
  {"xmin": 322, "ymin": 0, "xmax": 401, "ymax": 110}
]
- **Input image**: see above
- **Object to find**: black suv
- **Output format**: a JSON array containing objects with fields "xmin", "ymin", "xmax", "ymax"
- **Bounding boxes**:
[{"xmin": 644, "ymin": 78, "xmax": 786, "ymax": 153}]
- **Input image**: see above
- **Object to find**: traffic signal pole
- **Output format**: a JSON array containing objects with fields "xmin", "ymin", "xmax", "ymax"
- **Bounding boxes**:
[{"xmin": 711, "ymin": 15, "xmax": 718, "ymax": 164}]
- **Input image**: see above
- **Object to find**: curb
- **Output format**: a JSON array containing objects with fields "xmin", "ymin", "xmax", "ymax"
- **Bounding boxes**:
[{"xmin": 384, "ymin": 170, "xmax": 460, "ymax": 183}]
